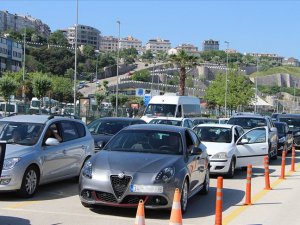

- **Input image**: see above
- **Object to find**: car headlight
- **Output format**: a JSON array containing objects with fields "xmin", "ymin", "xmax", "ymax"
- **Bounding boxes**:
[
  {"xmin": 82, "ymin": 161, "xmax": 93, "ymax": 179},
  {"xmin": 279, "ymin": 137, "xmax": 286, "ymax": 143},
  {"xmin": 3, "ymin": 158, "xmax": 21, "ymax": 170},
  {"xmin": 212, "ymin": 152, "xmax": 228, "ymax": 159},
  {"xmin": 155, "ymin": 167, "xmax": 175, "ymax": 183}
]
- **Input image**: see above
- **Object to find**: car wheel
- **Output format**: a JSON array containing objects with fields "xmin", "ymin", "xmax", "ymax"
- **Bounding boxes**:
[
  {"xmin": 180, "ymin": 180, "xmax": 189, "ymax": 214},
  {"xmin": 17, "ymin": 166, "xmax": 39, "ymax": 198},
  {"xmin": 226, "ymin": 158, "xmax": 236, "ymax": 178},
  {"xmin": 200, "ymin": 169, "xmax": 210, "ymax": 195}
]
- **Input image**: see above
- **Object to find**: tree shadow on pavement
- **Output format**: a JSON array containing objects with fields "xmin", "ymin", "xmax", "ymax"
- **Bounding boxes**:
[{"xmin": 0, "ymin": 216, "xmax": 31, "ymax": 225}]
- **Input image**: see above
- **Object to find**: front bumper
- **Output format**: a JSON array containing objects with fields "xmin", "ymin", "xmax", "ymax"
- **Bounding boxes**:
[
  {"xmin": 79, "ymin": 171, "xmax": 180, "ymax": 209},
  {"xmin": 209, "ymin": 159, "xmax": 230, "ymax": 174},
  {"xmin": 0, "ymin": 166, "xmax": 23, "ymax": 192}
]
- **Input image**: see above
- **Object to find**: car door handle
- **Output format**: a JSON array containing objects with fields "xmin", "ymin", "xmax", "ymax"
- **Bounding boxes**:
[
  {"xmin": 81, "ymin": 145, "xmax": 87, "ymax": 150},
  {"xmin": 261, "ymin": 147, "xmax": 267, "ymax": 150}
]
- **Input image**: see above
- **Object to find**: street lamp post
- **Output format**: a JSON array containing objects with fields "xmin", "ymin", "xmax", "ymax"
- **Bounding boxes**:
[
  {"xmin": 22, "ymin": 28, "xmax": 26, "ymax": 101},
  {"xmin": 150, "ymin": 60, "xmax": 155, "ymax": 97},
  {"xmin": 74, "ymin": 0, "xmax": 78, "ymax": 115},
  {"xmin": 115, "ymin": 20, "xmax": 121, "ymax": 117},
  {"xmin": 254, "ymin": 57, "xmax": 259, "ymax": 113},
  {"xmin": 224, "ymin": 41, "xmax": 229, "ymax": 117},
  {"xmin": 294, "ymin": 83, "xmax": 297, "ymax": 112}
]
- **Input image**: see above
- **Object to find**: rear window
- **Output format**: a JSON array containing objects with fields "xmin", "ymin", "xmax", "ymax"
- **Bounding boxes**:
[{"xmin": 74, "ymin": 122, "xmax": 86, "ymax": 138}]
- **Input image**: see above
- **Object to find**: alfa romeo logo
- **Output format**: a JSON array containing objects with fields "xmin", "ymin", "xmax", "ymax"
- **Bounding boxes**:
[{"xmin": 118, "ymin": 172, "xmax": 125, "ymax": 179}]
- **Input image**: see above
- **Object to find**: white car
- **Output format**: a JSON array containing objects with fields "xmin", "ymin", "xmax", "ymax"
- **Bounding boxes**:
[{"xmin": 193, "ymin": 124, "xmax": 269, "ymax": 178}]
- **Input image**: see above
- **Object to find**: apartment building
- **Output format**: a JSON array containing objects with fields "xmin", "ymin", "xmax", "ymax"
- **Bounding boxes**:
[
  {"xmin": 145, "ymin": 38, "xmax": 171, "ymax": 53},
  {"xmin": 202, "ymin": 39, "xmax": 219, "ymax": 51},
  {"xmin": 176, "ymin": 43, "xmax": 200, "ymax": 56},
  {"xmin": 247, "ymin": 53, "xmax": 284, "ymax": 64},
  {"xmin": 66, "ymin": 24, "xmax": 101, "ymax": 49},
  {"xmin": 0, "ymin": 10, "xmax": 51, "ymax": 37},
  {"xmin": 283, "ymin": 57, "xmax": 300, "ymax": 67},
  {"xmin": 99, "ymin": 36, "xmax": 118, "ymax": 52},
  {"xmin": 119, "ymin": 36, "xmax": 142, "ymax": 51},
  {"xmin": 0, "ymin": 37, "xmax": 23, "ymax": 74}
]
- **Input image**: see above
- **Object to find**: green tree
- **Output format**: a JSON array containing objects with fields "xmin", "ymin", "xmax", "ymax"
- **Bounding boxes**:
[
  {"xmin": 51, "ymin": 76, "xmax": 73, "ymax": 102},
  {"xmin": 109, "ymin": 94, "xmax": 129, "ymax": 108},
  {"xmin": 205, "ymin": 69, "xmax": 254, "ymax": 112},
  {"xmin": 82, "ymin": 45, "xmax": 96, "ymax": 59},
  {"xmin": 169, "ymin": 50, "xmax": 197, "ymax": 96},
  {"xmin": 48, "ymin": 30, "xmax": 69, "ymax": 46},
  {"xmin": 32, "ymin": 75, "xmax": 53, "ymax": 111},
  {"xmin": 141, "ymin": 50, "xmax": 154, "ymax": 62},
  {"xmin": 131, "ymin": 69, "xmax": 150, "ymax": 82},
  {"xmin": 95, "ymin": 92, "xmax": 106, "ymax": 110},
  {"xmin": 0, "ymin": 76, "xmax": 19, "ymax": 116}
]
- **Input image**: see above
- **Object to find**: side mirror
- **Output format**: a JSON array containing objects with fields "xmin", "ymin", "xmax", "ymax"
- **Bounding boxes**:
[
  {"xmin": 191, "ymin": 147, "xmax": 203, "ymax": 155},
  {"xmin": 45, "ymin": 138, "xmax": 60, "ymax": 146},
  {"xmin": 97, "ymin": 141, "xmax": 105, "ymax": 149},
  {"xmin": 238, "ymin": 138, "xmax": 249, "ymax": 145}
]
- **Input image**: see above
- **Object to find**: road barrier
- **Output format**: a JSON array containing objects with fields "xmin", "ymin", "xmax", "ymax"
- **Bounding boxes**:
[
  {"xmin": 290, "ymin": 144, "xmax": 296, "ymax": 172},
  {"xmin": 169, "ymin": 188, "xmax": 182, "ymax": 225},
  {"xmin": 134, "ymin": 200, "xmax": 145, "ymax": 225},
  {"xmin": 244, "ymin": 164, "xmax": 252, "ymax": 205},
  {"xmin": 215, "ymin": 176, "xmax": 223, "ymax": 225},
  {"xmin": 264, "ymin": 156, "xmax": 272, "ymax": 190},
  {"xmin": 280, "ymin": 149, "xmax": 286, "ymax": 179}
]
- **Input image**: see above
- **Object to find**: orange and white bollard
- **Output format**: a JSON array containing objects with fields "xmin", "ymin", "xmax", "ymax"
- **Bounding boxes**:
[
  {"xmin": 169, "ymin": 188, "xmax": 182, "ymax": 225},
  {"xmin": 215, "ymin": 176, "xmax": 223, "ymax": 225},
  {"xmin": 280, "ymin": 148, "xmax": 286, "ymax": 179},
  {"xmin": 264, "ymin": 156, "xmax": 272, "ymax": 190},
  {"xmin": 244, "ymin": 164, "xmax": 252, "ymax": 205},
  {"xmin": 290, "ymin": 144, "xmax": 296, "ymax": 172},
  {"xmin": 134, "ymin": 200, "xmax": 145, "ymax": 225}
]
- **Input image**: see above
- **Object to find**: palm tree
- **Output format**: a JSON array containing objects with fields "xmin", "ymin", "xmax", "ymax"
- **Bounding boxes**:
[{"xmin": 169, "ymin": 50, "xmax": 198, "ymax": 96}]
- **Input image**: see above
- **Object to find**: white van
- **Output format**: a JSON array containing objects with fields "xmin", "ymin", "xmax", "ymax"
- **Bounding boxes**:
[{"xmin": 141, "ymin": 95, "xmax": 201, "ymax": 123}]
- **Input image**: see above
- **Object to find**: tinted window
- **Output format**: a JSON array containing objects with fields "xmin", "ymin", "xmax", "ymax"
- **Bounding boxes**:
[
  {"xmin": 228, "ymin": 117, "xmax": 267, "ymax": 129},
  {"xmin": 87, "ymin": 120, "xmax": 131, "ymax": 135},
  {"xmin": 74, "ymin": 122, "xmax": 86, "ymax": 138},
  {"xmin": 144, "ymin": 104, "xmax": 176, "ymax": 117},
  {"xmin": 274, "ymin": 123, "xmax": 286, "ymax": 133},
  {"xmin": 61, "ymin": 121, "xmax": 79, "ymax": 141},
  {"xmin": 278, "ymin": 117, "xmax": 300, "ymax": 129},
  {"xmin": 104, "ymin": 130, "xmax": 183, "ymax": 155}
]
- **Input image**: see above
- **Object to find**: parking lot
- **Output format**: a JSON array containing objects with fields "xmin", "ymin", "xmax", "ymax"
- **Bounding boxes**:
[{"xmin": 0, "ymin": 151, "xmax": 300, "ymax": 225}]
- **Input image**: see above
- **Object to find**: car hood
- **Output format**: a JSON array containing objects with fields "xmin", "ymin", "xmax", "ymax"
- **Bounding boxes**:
[
  {"xmin": 4, "ymin": 144, "xmax": 34, "ymax": 159},
  {"xmin": 92, "ymin": 150, "xmax": 181, "ymax": 173},
  {"xmin": 201, "ymin": 142, "xmax": 233, "ymax": 156}
]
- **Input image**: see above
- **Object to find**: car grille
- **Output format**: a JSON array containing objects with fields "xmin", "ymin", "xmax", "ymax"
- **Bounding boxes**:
[
  {"xmin": 95, "ymin": 191, "xmax": 117, "ymax": 203},
  {"xmin": 121, "ymin": 195, "xmax": 146, "ymax": 205},
  {"xmin": 110, "ymin": 175, "xmax": 131, "ymax": 199}
]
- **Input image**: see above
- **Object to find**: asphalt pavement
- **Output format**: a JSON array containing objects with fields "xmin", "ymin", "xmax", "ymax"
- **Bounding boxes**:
[{"xmin": 0, "ymin": 151, "xmax": 300, "ymax": 225}]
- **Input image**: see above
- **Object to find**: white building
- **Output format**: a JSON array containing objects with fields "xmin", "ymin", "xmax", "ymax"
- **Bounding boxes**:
[
  {"xmin": 66, "ymin": 24, "xmax": 101, "ymax": 49},
  {"xmin": 119, "ymin": 36, "xmax": 142, "ymax": 51},
  {"xmin": 145, "ymin": 38, "xmax": 171, "ymax": 53},
  {"xmin": 0, "ymin": 10, "xmax": 51, "ymax": 37},
  {"xmin": 99, "ymin": 36, "xmax": 119, "ymax": 52},
  {"xmin": 176, "ymin": 43, "xmax": 200, "ymax": 56}
]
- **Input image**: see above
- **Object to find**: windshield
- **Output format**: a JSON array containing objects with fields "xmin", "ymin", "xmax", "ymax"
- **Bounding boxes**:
[
  {"xmin": 103, "ymin": 130, "xmax": 183, "ymax": 155},
  {"xmin": 194, "ymin": 127, "xmax": 232, "ymax": 143},
  {"xmin": 87, "ymin": 120, "xmax": 131, "ymax": 135},
  {"xmin": 149, "ymin": 119, "xmax": 182, "ymax": 126},
  {"xmin": 144, "ymin": 104, "xmax": 176, "ymax": 117},
  {"xmin": 193, "ymin": 118, "xmax": 219, "ymax": 126},
  {"xmin": 0, "ymin": 122, "xmax": 44, "ymax": 146},
  {"xmin": 227, "ymin": 117, "xmax": 267, "ymax": 129},
  {"xmin": 279, "ymin": 117, "xmax": 300, "ymax": 129},
  {"xmin": 274, "ymin": 123, "xmax": 285, "ymax": 133}
]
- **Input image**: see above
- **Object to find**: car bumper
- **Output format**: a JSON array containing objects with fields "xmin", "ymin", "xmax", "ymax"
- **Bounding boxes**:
[
  {"xmin": 0, "ymin": 168, "xmax": 23, "ymax": 191},
  {"xmin": 79, "ymin": 172, "xmax": 181, "ymax": 209},
  {"xmin": 209, "ymin": 159, "xmax": 230, "ymax": 174}
]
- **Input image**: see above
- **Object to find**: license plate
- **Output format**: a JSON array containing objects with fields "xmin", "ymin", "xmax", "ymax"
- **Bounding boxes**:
[{"xmin": 130, "ymin": 185, "xmax": 163, "ymax": 193}]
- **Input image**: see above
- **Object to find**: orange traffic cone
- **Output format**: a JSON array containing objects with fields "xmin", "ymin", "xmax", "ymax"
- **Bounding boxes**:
[
  {"xmin": 169, "ymin": 188, "xmax": 182, "ymax": 225},
  {"xmin": 134, "ymin": 200, "xmax": 145, "ymax": 225},
  {"xmin": 215, "ymin": 176, "xmax": 223, "ymax": 225},
  {"xmin": 264, "ymin": 156, "xmax": 272, "ymax": 190},
  {"xmin": 244, "ymin": 164, "xmax": 252, "ymax": 205},
  {"xmin": 280, "ymin": 149, "xmax": 286, "ymax": 179},
  {"xmin": 290, "ymin": 144, "xmax": 296, "ymax": 172}
]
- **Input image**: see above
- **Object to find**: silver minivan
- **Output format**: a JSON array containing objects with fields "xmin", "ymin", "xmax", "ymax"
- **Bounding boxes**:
[{"xmin": 0, "ymin": 115, "xmax": 94, "ymax": 197}]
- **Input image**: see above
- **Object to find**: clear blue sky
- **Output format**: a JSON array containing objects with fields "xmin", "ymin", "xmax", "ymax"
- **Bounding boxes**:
[{"xmin": 2, "ymin": 0, "xmax": 300, "ymax": 58}]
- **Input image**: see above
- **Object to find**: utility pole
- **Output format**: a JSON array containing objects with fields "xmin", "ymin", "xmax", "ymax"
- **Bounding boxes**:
[
  {"xmin": 115, "ymin": 20, "xmax": 120, "ymax": 117},
  {"xmin": 22, "ymin": 28, "xmax": 26, "ymax": 102},
  {"xmin": 254, "ymin": 57, "xmax": 258, "ymax": 113},
  {"xmin": 74, "ymin": 0, "xmax": 78, "ymax": 115},
  {"xmin": 224, "ymin": 41, "xmax": 229, "ymax": 117}
]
